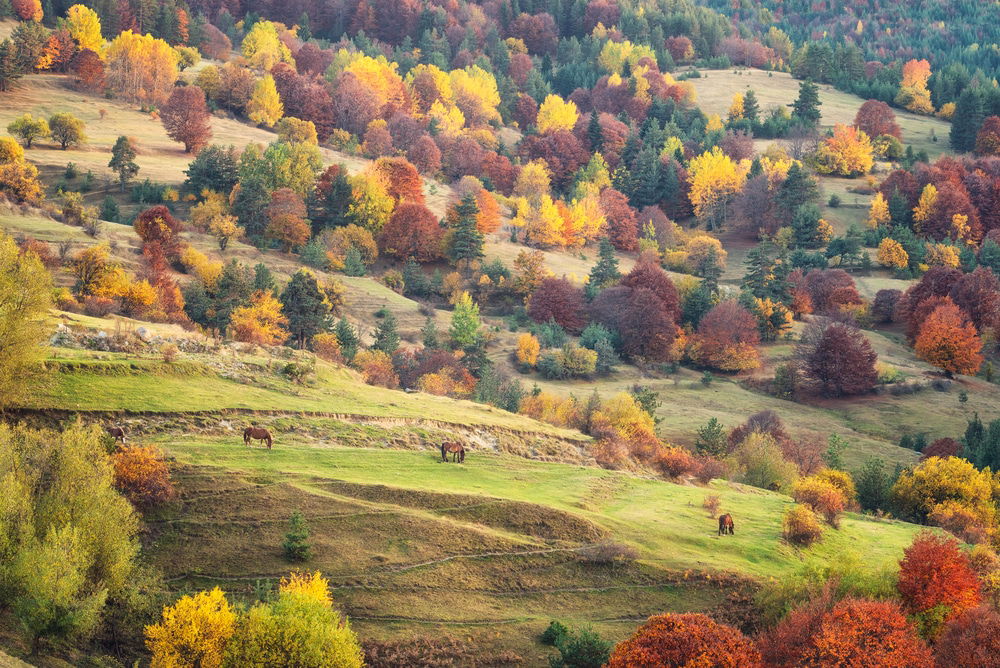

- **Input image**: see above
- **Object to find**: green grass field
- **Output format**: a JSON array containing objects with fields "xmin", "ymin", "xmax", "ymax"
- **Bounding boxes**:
[{"xmin": 145, "ymin": 434, "xmax": 926, "ymax": 661}]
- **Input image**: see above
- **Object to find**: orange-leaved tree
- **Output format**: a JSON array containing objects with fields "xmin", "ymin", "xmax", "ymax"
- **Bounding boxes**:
[
  {"xmin": 897, "ymin": 531, "xmax": 981, "ymax": 637},
  {"xmin": 814, "ymin": 124, "xmax": 874, "ymax": 177},
  {"xmin": 914, "ymin": 300, "xmax": 983, "ymax": 376},
  {"xmin": 606, "ymin": 613, "xmax": 762, "ymax": 667},
  {"xmin": 229, "ymin": 291, "xmax": 289, "ymax": 346}
]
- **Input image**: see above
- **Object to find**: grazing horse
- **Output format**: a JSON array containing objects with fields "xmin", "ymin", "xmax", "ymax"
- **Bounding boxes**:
[
  {"xmin": 440, "ymin": 441, "xmax": 465, "ymax": 463},
  {"xmin": 718, "ymin": 513, "xmax": 735, "ymax": 536},
  {"xmin": 243, "ymin": 426, "xmax": 273, "ymax": 449},
  {"xmin": 105, "ymin": 425, "xmax": 126, "ymax": 445}
]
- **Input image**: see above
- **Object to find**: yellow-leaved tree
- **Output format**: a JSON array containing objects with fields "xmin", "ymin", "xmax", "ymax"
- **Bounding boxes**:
[
  {"xmin": 247, "ymin": 75, "xmax": 283, "ymax": 127},
  {"xmin": 895, "ymin": 59, "xmax": 934, "ymax": 114},
  {"xmin": 104, "ymin": 30, "xmax": 179, "ymax": 107},
  {"xmin": 728, "ymin": 93, "xmax": 744, "ymax": 122},
  {"xmin": 866, "ymin": 191, "xmax": 891, "ymax": 228},
  {"xmin": 229, "ymin": 290, "xmax": 289, "ymax": 345},
  {"xmin": 877, "ymin": 238, "xmax": 909, "ymax": 269},
  {"xmin": 913, "ymin": 183, "xmax": 938, "ymax": 235},
  {"xmin": 516, "ymin": 333, "xmax": 540, "ymax": 368},
  {"xmin": 0, "ymin": 231, "xmax": 51, "ymax": 408},
  {"xmin": 536, "ymin": 94, "xmax": 579, "ymax": 134},
  {"xmin": 813, "ymin": 124, "xmax": 874, "ymax": 177},
  {"xmin": 145, "ymin": 587, "xmax": 236, "ymax": 668},
  {"xmin": 448, "ymin": 65, "xmax": 500, "ymax": 126},
  {"xmin": 65, "ymin": 4, "xmax": 103, "ymax": 54},
  {"xmin": 241, "ymin": 20, "xmax": 294, "ymax": 70},
  {"xmin": 687, "ymin": 147, "xmax": 747, "ymax": 229}
]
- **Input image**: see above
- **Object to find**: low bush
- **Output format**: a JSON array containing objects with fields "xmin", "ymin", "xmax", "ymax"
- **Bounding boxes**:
[
  {"xmin": 112, "ymin": 444, "xmax": 176, "ymax": 509},
  {"xmin": 578, "ymin": 541, "xmax": 638, "ymax": 566},
  {"xmin": 783, "ymin": 504, "xmax": 823, "ymax": 547},
  {"xmin": 702, "ymin": 494, "xmax": 721, "ymax": 517}
]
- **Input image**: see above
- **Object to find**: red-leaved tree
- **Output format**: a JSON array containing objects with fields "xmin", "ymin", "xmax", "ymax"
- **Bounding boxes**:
[
  {"xmin": 854, "ymin": 99, "xmax": 902, "ymax": 140},
  {"xmin": 134, "ymin": 206, "xmax": 183, "ymax": 261},
  {"xmin": 619, "ymin": 257, "xmax": 680, "ymax": 321},
  {"xmin": 527, "ymin": 277, "xmax": 587, "ymax": 334},
  {"xmin": 606, "ymin": 613, "xmax": 762, "ymax": 668},
  {"xmin": 798, "ymin": 321, "xmax": 878, "ymax": 397},
  {"xmin": 934, "ymin": 606, "xmax": 1000, "ymax": 668},
  {"xmin": 378, "ymin": 201, "xmax": 444, "ymax": 262},
  {"xmin": 372, "ymin": 157, "xmax": 425, "ymax": 205},
  {"xmin": 599, "ymin": 188, "xmax": 639, "ymax": 251},
  {"xmin": 161, "ymin": 84, "xmax": 212, "ymax": 153}
]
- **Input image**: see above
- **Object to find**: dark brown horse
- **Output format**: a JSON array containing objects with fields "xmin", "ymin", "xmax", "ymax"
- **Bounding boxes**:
[
  {"xmin": 440, "ymin": 441, "xmax": 465, "ymax": 463},
  {"xmin": 718, "ymin": 513, "xmax": 734, "ymax": 536},
  {"xmin": 105, "ymin": 425, "xmax": 126, "ymax": 445},
  {"xmin": 243, "ymin": 427, "xmax": 273, "ymax": 449}
]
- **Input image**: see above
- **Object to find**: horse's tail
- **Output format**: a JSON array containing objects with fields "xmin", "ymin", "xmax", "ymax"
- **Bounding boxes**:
[{"xmin": 440, "ymin": 443, "xmax": 446, "ymax": 461}]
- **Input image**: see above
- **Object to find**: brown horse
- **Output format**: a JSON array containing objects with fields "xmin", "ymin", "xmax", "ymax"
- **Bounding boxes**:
[
  {"xmin": 243, "ymin": 427, "xmax": 273, "ymax": 449},
  {"xmin": 105, "ymin": 425, "xmax": 126, "ymax": 445},
  {"xmin": 718, "ymin": 513, "xmax": 735, "ymax": 536},
  {"xmin": 440, "ymin": 441, "xmax": 465, "ymax": 463}
]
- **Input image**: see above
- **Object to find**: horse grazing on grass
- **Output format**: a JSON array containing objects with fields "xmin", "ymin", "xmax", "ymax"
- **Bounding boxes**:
[
  {"xmin": 440, "ymin": 441, "xmax": 465, "ymax": 463},
  {"xmin": 243, "ymin": 426, "xmax": 273, "ymax": 449},
  {"xmin": 718, "ymin": 513, "xmax": 734, "ymax": 536},
  {"xmin": 105, "ymin": 425, "xmax": 126, "ymax": 445}
]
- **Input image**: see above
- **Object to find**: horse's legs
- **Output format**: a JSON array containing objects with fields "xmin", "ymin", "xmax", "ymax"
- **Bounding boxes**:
[{"xmin": 266, "ymin": 436, "xmax": 272, "ymax": 450}]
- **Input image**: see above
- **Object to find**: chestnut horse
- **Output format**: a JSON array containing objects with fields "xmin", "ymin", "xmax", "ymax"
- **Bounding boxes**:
[
  {"xmin": 243, "ymin": 427, "xmax": 273, "ymax": 449},
  {"xmin": 105, "ymin": 425, "xmax": 126, "ymax": 445},
  {"xmin": 440, "ymin": 441, "xmax": 465, "ymax": 463},
  {"xmin": 718, "ymin": 513, "xmax": 734, "ymax": 536}
]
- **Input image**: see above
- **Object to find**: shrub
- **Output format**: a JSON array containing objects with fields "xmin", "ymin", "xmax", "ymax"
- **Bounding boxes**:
[
  {"xmin": 934, "ymin": 606, "xmax": 1000, "ymax": 668},
  {"xmin": 703, "ymin": 494, "xmax": 721, "ymax": 517},
  {"xmin": 730, "ymin": 432, "xmax": 798, "ymax": 491},
  {"xmin": 312, "ymin": 332, "xmax": 343, "ymax": 363},
  {"xmin": 927, "ymin": 501, "xmax": 992, "ymax": 544},
  {"xmin": 783, "ymin": 504, "xmax": 823, "ymax": 547},
  {"xmin": 651, "ymin": 445, "xmax": 697, "ymax": 479},
  {"xmin": 694, "ymin": 456, "xmax": 727, "ymax": 484},
  {"xmin": 145, "ymin": 588, "xmax": 236, "ymax": 668},
  {"xmin": 353, "ymin": 349, "xmax": 400, "ymax": 388},
  {"xmin": 760, "ymin": 597, "xmax": 931, "ymax": 667},
  {"xmin": 515, "ymin": 332, "xmax": 540, "ymax": 369},
  {"xmin": 793, "ymin": 476, "xmax": 847, "ymax": 527},
  {"xmin": 363, "ymin": 635, "xmax": 521, "ymax": 667},
  {"xmin": 578, "ymin": 541, "xmax": 638, "ymax": 566},
  {"xmin": 550, "ymin": 627, "xmax": 612, "ymax": 668},
  {"xmin": 112, "ymin": 444, "xmax": 177, "ymax": 509},
  {"xmin": 282, "ymin": 511, "xmax": 311, "ymax": 562},
  {"xmin": 541, "ymin": 620, "xmax": 569, "ymax": 646},
  {"xmin": 606, "ymin": 613, "xmax": 762, "ymax": 668}
]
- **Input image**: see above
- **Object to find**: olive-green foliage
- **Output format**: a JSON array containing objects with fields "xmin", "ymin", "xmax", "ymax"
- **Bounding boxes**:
[
  {"xmin": 0, "ymin": 423, "xmax": 139, "ymax": 647},
  {"xmin": 223, "ymin": 588, "xmax": 363, "ymax": 667},
  {"xmin": 0, "ymin": 231, "xmax": 51, "ymax": 409}
]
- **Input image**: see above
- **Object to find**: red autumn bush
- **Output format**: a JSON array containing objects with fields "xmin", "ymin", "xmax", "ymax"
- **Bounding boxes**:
[
  {"xmin": 761, "ymin": 597, "xmax": 932, "ymax": 667},
  {"xmin": 606, "ymin": 613, "xmax": 762, "ymax": 668},
  {"xmin": 934, "ymin": 606, "xmax": 1000, "ymax": 668},
  {"xmin": 693, "ymin": 455, "xmax": 727, "ymax": 484},
  {"xmin": 112, "ymin": 444, "xmax": 177, "ymax": 509},
  {"xmin": 378, "ymin": 202, "xmax": 444, "ymax": 262},
  {"xmin": 792, "ymin": 477, "xmax": 847, "ymax": 527},
  {"xmin": 921, "ymin": 437, "xmax": 962, "ymax": 460},
  {"xmin": 897, "ymin": 531, "xmax": 981, "ymax": 635},
  {"xmin": 651, "ymin": 446, "xmax": 697, "ymax": 479}
]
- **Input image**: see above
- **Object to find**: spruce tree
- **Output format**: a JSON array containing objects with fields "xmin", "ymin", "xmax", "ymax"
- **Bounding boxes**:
[
  {"xmin": 695, "ymin": 417, "xmax": 727, "ymax": 456},
  {"xmin": 682, "ymin": 284, "xmax": 714, "ymax": 328},
  {"xmin": 950, "ymin": 87, "xmax": 985, "ymax": 152},
  {"xmin": 742, "ymin": 242, "xmax": 775, "ymax": 298},
  {"xmin": 448, "ymin": 194, "xmax": 484, "ymax": 265},
  {"xmin": 281, "ymin": 270, "xmax": 332, "ymax": 348},
  {"xmin": 587, "ymin": 111, "xmax": 603, "ymax": 152},
  {"xmin": 0, "ymin": 39, "xmax": 22, "ymax": 92},
  {"xmin": 99, "ymin": 196, "xmax": 119, "ymax": 223},
  {"xmin": 630, "ymin": 147, "xmax": 661, "ymax": 208},
  {"xmin": 887, "ymin": 190, "xmax": 912, "ymax": 227},
  {"xmin": 372, "ymin": 312, "xmax": 399, "ymax": 355},
  {"xmin": 108, "ymin": 136, "xmax": 139, "ymax": 192},
  {"xmin": 696, "ymin": 247, "xmax": 723, "ymax": 292},
  {"xmin": 587, "ymin": 237, "xmax": 621, "ymax": 294},
  {"xmin": 777, "ymin": 163, "xmax": 819, "ymax": 215},
  {"xmin": 421, "ymin": 317, "xmax": 440, "ymax": 349},
  {"xmin": 253, "ymin": 262, "xmax": 275, "ymax": 294},
  {"xmin": 282, "ymin": 511, "xmax": 311, "ymax": 562},
  {"xmin": 342, "ymin": 246, "xmax": 367, "ymax": 276},
  {"xmin": 334, "ymin": 318, "xmax": 359, "ymax": 361},
  {"xmin": 791, "ymin": 79, "xmax": 822, "ymax": 126},
  {"xmin": 743, "ymin": 89, "xmax": 760, "ymax": 125}
]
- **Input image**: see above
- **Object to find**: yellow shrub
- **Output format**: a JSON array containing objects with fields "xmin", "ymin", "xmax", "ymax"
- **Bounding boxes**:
[{"xmin": 145, "ymin": 588, "xmax": 235, "ymax": 668}]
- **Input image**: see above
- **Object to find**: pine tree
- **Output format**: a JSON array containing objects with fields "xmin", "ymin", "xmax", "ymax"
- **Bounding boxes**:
[
  {"xmin": 280, "ymin": 270, "xmax": 331, "ymax": 348},
  {"xmin": 587, "ymin": 237, "xmax": 621, "ymax": 295},
  {"xmin": 950, "ymin": 87, "xmax": 985, "ymax": 153},
  {"xmin": 792, "ymin": 79, "xmax": 821, "ymax": 126},
  {"xmin": 743, "ymin": 89, "xmax": 760, "ymax": 125},
  {"xmin": 682, "ymin": 284, "xmax": 714, "ymax": 328},
  {"xmin": 695, "ymin": 417, "xmax": 726, "ymax": 456},
  {"xmin": 99, "ymin": 195, "xmax": 119, "ymax": 223},
  {"xmin": 342, "ymin": 246, "xmax": 367, "ymax": 276},
  {"xmin": 449, "ymin": 292, "xmax": 481, "ymax": 348},
  {"xmin": 334, "ymin": 318, "xmax": 359, "ymax": 361},
  {"xmin": 742, "ymin": 242, "xmax": 775, "ymax": 298},
  {"xmin": 371, "ymin": 312, "xmax": 399, "ymax": 355},
  {"xmin": 447, "ymin": 194, "xmax": 484, "ymax": 265},
  {"xmin": 108, "ymin": 136, "xmax": 139, "ymax": 192}
]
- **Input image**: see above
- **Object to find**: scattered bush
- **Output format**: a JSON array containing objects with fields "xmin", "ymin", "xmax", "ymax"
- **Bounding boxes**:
[
  {"xmin": 578, "ymin": 541, "xmax": 638, "ymax": 566},
  {"xmin": 549, "ymin": 627, "xmax": 612, "ymax": 668},
  {"xmin": 703, "ymin": 494, "xmax": 721, "ymax": 517},
  {"xmin": 541, "ymin": 620, "xmax": 569, "ymax": 646},
  {"xmin": 282, "ymin": 510, "xmax": 311, "ymax": 562},
  {"xmin": 161, "ymin": 343, "xmax": 179, "ymax": 363},
  {"xmin": 793, "ymin": 476, "xmax": 847, "ymax": 527},
  {"xmin": 112, "ymin": 444, "xmax": 177, "ymax": 509},
  {"xmin": 783, "ymin": 504, "xmax": 823, "ymax": 547},
  {"xmin": 934, "ymin": 606, "xmax": 1000, "ymax": 668}
]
